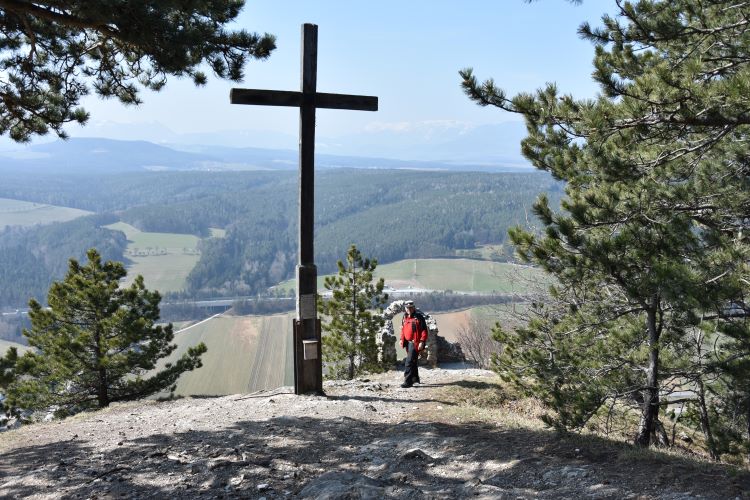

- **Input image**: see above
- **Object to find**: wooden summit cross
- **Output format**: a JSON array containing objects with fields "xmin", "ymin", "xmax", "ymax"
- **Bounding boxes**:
[{"xmin": 230, "ymin": 23, "xmax": 378, "ymax": 395}]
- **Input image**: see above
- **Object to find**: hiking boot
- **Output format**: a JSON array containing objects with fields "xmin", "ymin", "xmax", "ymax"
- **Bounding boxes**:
[
  {"xmin": 400, "ymin": 381, "xmax": 413, "ymax": 388},
  {"xmin": 414, "ymin": 377, "xmax": 421, "ymax": 384}
]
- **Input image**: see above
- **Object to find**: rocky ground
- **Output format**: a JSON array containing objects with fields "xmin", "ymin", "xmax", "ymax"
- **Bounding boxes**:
[{"xmin": 1, "ymin": 366, "xmax": 749, "ymax": 499}]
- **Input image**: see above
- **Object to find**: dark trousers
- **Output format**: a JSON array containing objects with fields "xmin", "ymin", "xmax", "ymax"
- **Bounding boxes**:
[{"xmin": 404, "ymin": 341, "xmax": 420, "ymax": 384}]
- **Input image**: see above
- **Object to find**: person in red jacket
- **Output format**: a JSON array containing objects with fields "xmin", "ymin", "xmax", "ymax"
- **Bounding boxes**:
[{"xmin": 400, "ymin": 300, "xmax": 428, "ymax": 388}]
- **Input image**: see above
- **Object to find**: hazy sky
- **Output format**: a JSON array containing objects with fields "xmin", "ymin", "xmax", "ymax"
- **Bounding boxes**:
[{"xmin": 10, "ymin": 1, "xmax": 615, "ymax": 150}]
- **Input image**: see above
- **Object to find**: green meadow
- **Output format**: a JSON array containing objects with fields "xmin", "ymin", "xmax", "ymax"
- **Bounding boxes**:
[
  {"xmin": 106, "ymin": 221, "xmax": 201, "ymax": 251},
  {"xmin": 122, "ymin": 254, "xmax": 202, "ymax": 293},
  {"xmin": 0, "ymin": 197, "xmax": 91, "ymax": 228},
  {"xmin": 456, "ymin": 243, "xmax": 507, "ymax": 259},
  {"xmin": 105, "ymin": 222, "xmax": 204, "ymax": 293},
  {"xmin": 375, "ymin": 259, "xmax": 543, "ymax": 293},
  {"xmin": 274, "ymin": 258, "xmax": 545, "ymax": 295}
]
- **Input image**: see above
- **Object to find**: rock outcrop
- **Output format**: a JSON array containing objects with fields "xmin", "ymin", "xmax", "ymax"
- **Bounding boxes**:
[{"xmin": 378, "ymin": 300, "xmax": 452, "ymax": 367}]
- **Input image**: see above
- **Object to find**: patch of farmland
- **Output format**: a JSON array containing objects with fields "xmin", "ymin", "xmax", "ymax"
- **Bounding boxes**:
[
  {"xmin": 0, "ymin": 197, "xmax": 91, "ymax": 229},
  {"xmin": 104, "ymin": 222, "xmax": 201, "ymax": 293},
  {"xmin": 122, "ymin": 254, "xmax": 202, "ymax": 293},
  {"xmin": 161, "ymin": 305, "xmax": 525, "ymax": 398},
  {"xmin": 271, "ymin": 276, "xmax": 325, "ymax": 295},
  {"xmin": 0, "ymin": 339, "xmax": 30, "ymax": 355},
  {"xmin": 105, "ymin": 222, "xmax": 200, "ymax": 251},
  {"xmin": 456, "ymin": 243, "xmax": 507, "ymax": 260},
  {"xmin": 436, "ymin": 304, "xmax": 530, "ymax": 343},
  {"xmin": 162, "ymin": 313, "xmax": 295, "ymax": 397},
  {"xmin": 168, "ymin": 321, "xmax": 194, "ymax": 331},
  {"xmin": 162, "ymin": 307, "xmax": 517, "ymax": 396},
  {"xmin": 431, "ymin": 309, "xmax": 476, "ymax": 343},
  {"xmin": 389, "ymin": 304, "xmax": 529, "ymax": 359},
  {"xmin": 389, "ymin": 308, "xmax": 475, "ymax": 346},
  {"xmin": 273, "ymin": 258, "xmax": 545, "ymax": 295},
  {"xmin": 376, "ymin": 259, "xmax": 544, "ymax": 293},
  {"xmin": 472, "ymin": 302, "xmax": 530, "ymax": 330}
]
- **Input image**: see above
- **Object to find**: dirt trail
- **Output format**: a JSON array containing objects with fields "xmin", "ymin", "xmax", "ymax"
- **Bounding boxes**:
[{"xmin": 1, "ymin": 367, "xmax": 748, "ymax": 499}]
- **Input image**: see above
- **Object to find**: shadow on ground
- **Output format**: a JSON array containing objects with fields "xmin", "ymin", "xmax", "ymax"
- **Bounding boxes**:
[{"xmin": 1, "ymin": 410, "xmax": 748, "ymax": 499}]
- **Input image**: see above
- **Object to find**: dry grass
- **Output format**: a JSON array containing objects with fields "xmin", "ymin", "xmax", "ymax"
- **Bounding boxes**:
[
  {"xmin": 429, "ymin": 374, "xmax": 748, "ymax": 470},
  {"xmin": 426, "ymin": 376, "xmax": 548, "ymax": 432}
]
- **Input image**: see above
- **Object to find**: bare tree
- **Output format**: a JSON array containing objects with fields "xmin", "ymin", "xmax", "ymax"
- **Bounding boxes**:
[{"xmin": 456, "ymin": 317, "xmax": 499, "ymax": 369}]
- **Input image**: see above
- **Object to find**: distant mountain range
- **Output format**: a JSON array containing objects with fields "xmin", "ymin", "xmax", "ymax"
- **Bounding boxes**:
[{"xmin": 0, "ymin": 122, "xmax": 532, "ymax": 174}]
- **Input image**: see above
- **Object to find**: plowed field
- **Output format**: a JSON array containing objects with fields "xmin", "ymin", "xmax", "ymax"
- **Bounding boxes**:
[
  {"xmin": 162, "ymin": 313, "xmax": 295, "ymax": 397},
  {"xmin": 163, "ymin": 308, "xmax": 491, "ymax": 397}
]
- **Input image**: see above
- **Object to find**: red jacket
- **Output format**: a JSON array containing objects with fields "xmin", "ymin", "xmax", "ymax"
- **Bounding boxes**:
[{"xmin": 401, "ymin": 311, "xmax": 428, "ymax": 351}]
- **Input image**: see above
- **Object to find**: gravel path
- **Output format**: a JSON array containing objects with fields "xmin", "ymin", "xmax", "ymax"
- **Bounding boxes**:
[{"xmin": 1, "ymin": 367, "xmax": 748, "ymax": 499}]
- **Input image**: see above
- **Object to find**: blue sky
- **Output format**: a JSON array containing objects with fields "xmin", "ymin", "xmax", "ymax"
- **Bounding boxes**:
[{"xmin": 12, "ymin": 1, "xmax": 615, "ymax": 157}]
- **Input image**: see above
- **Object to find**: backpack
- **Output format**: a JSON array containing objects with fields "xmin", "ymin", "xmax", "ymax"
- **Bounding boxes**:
[{"xmin": 402, "ymin": 309, "xmax": 428, "ymax": 334}]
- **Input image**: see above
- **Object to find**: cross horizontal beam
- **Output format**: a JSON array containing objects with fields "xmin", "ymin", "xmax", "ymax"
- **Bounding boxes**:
[{"xmin": 230, "ymin": 88, "xmax": 378, "ymax": 111}]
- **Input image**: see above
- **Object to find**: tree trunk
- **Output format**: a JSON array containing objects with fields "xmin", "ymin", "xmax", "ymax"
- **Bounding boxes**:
[
  {"xmin": 94, "ymin": 327, "xmax": 109, "ymax": 407},
  {"xmin": 653, "ymin": 418, "xmax": 670, "ymax": 447},
  {"xmin": 98, "ymin": 367, "xmax": 109, "ymax": 407},
  {"xmin": 696, "ymin": 372, "xmax": 719, "ymax": 460},
  {"xmin": 635, "ymin": 304, "xmax": 660, "ymax": 447}
]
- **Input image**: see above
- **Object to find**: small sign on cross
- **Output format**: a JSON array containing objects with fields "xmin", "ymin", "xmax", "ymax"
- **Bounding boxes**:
[{"xmin": 230, "ymin": 23, "xmax": 378, "ymax": 394}]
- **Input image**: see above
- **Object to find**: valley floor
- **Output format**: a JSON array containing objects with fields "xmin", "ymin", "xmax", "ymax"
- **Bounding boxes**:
[{"xmin": 0, "ymin": 367, "xmax": 748, "ymax": 499}]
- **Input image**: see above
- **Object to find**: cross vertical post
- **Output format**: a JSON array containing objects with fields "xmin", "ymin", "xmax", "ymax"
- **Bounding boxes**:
[
  {"xmin": 230, "ymin": 23, "xmax": 378, "ymax": 395},
  {"xmin": 296, "ymin": 23, "xmax": 320, "ymax": 394}
]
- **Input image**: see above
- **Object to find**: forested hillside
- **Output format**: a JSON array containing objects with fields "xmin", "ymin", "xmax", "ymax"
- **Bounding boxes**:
[
  {"xmin": 0, "ymin": 214, "xmax": 127, "ymax": 307},
  {"xmin": 0, "ymin": 168, "xmax": 560, "ymax": 306}
]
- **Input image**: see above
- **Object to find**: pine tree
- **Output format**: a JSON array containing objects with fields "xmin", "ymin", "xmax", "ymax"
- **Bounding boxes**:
[
  {"xmin": 0, "ymin": 346, "xmax": 20, "ymax": 418},
  {"xmin": 0, "ymin": 347, "xmax": 18, "ymax": 389},
  {"xmin": 0, "ymin": 1, "xmax": 276, "ymax": 142},
  {"xmin": 318, "ymin": 245, "xmax": 388, "ymax": 380},
  {"xmin": 463, "ymin": 0, "xmax": 750, "ymax": 450},
  {"xmin": 6, "ymin": 249, "xmax": 206, "ymax": 416}
]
